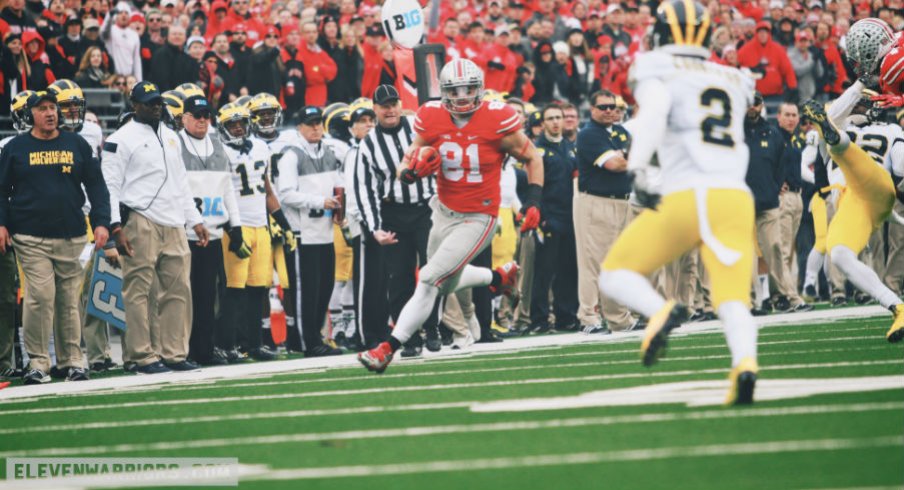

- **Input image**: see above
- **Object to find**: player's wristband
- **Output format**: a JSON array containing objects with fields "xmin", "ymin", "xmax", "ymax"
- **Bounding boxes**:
[{"xmin": 522, "ymin": 183, "xmax": 543, "ymax": 210}]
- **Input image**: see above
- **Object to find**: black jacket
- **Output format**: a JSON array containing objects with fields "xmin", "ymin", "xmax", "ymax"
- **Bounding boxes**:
[
  {"xmin": 745, "ymin": 115, "xmax": 793, "ymax": 213},
  {"xmin": 149, "ymin": 43, "xmax": 197, "ymax": 92},
  {"xmin": 0, "ymin": 131, "xmax": 110, "ymax": 237},
  {"xmin": 576, "ymin": 119, "xmax": 632, "ymax": 198},
  {"xmin": 776, "ymin": 123, "xmax": 804, "ymax": 191},
  {"xmin": 535, "ymin": 133, "xmax": 577, "ymax": 233},
  {"xmin": 328, "ymin": 45, "xmax": 362, "ymax": 104},
  {"xmin": 246, "ymin": 46, "xmax": 284, "ymax": 97}
]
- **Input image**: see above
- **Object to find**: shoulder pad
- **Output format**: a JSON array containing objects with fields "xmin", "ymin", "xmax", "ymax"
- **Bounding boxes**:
[{"xmin": 628, "ymin": 51, "xmax": 674, "ymax": 89}]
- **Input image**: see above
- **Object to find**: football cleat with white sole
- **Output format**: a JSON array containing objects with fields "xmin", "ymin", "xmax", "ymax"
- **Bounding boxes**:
[
  {"xmin": 640, "ymin": 301, "xmax": 688, "ymax": 367},
  {"xmin": 725, "ymin": 357, "xmax": 759, "ymax": 406},
  {"xmin": 358, "ymin": 341, "xmax": 394, "ymax": 374}
]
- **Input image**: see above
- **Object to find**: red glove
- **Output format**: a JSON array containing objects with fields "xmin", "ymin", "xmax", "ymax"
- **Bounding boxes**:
[
  {"xmin": 519, "ymin": 206, "xmax": 541, "ymax": 232},
  {"xmin": 400, "ymin": 146, "xmax": 442, "ymax": 184},
  {"xmin": 870, "ymin": 93, "xmax": 904, "ymax": 108}
]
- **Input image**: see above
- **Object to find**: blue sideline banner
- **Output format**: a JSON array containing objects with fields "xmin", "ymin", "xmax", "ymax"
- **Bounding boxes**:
[{"xmin": 86, "ymin": 252, "xmax": 126, "ymax": 331}]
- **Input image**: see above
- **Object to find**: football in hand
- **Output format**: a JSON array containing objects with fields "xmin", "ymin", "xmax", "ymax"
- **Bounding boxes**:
[{"xmin": 413, "ymin": 146, "xmax": 442, "ymax": 176}]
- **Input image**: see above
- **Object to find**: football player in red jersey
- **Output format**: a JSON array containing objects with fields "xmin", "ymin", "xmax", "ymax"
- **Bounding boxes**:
[{"xmin": 358, "ymin": 59, "xmax": 545, "ymax": 373}]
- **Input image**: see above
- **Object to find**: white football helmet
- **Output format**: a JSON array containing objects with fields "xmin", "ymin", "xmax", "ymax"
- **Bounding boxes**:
[
  {"xmin": 846, "ymin": 18, "xmax": 896, "ymax": 78},
  {"xmin": 439, "ymin": 58, "xmax": 485, "ymax": 116}
]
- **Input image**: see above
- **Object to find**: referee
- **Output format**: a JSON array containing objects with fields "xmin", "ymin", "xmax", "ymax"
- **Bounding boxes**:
[{"xmin": 353, "ymin": 85, "xmax": 440, "ymax": 356}]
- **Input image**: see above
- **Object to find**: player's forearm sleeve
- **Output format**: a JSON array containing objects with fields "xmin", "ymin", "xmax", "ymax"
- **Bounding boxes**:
[
  {"xmin": 801, "ymin": 146, "xmax": 816, "ymax": 184},
  {"xmin": 626, "ymin": 79, "xmax": 670, "ymax": 172},
  {"xmin": 827, "ymin": 80, "xmax": 864, "ymax": 128}
]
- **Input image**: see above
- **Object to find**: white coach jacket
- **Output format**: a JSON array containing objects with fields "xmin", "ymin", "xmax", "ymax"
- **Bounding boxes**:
[{"xmin": 102, "ymin": 119, "xmax": 203, "ymax": 229}]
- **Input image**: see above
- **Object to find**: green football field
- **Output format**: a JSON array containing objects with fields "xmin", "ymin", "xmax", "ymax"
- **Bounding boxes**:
[{"xmin": 0, "ymin": 310, "xmax": 903, "ymax": 490}]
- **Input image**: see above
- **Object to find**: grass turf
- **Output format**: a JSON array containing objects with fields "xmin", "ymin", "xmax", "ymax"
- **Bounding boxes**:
[{"xmin": 0, "ymin": 314, "xmax": 902, "ymax": 489}]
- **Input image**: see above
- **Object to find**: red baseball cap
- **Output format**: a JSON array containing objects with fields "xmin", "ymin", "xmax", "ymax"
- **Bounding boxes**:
[
  {"xmin": 129, "ymin": 12, "xmax": 145, "ymax": 24},
  {"xmin": 212, "ymin": 0, "xmax": 228, "ymax": 11},
  {"xmin": 756, "ymin": 20, "xmax": 772, "ymax": 31}
]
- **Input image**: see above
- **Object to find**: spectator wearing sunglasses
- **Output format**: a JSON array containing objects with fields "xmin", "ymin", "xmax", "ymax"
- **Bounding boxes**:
[
  {"xmin": 139, "ymin": 10, "xmax": 165, "ymax": 78},
  {"xmin": 220, "ymin": 0, "xmax": 267, "ymax": 47},
  {"xmin": 573, "ymin": 90, "xmax": 638, "ymax": 335}
]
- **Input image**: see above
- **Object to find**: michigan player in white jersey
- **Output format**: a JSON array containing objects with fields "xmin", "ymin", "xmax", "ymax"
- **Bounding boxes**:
[
  {"xmin": 247, "ymin": 93, "xmax": 296, "ymax": 299},
  {"xmin": 598, "ymin": 0, "xmax": 760, "ymax": 405},
  {"xmin": 801, "ymin": 99, "xmax": 904, "ymax": 300},
  {"xmin": 802, "ymin": 82, "xmax": 904, "ymax": 343},
  {"xmin": 217, "ymin": 102, "xmax": 283, "ymax": 361}
]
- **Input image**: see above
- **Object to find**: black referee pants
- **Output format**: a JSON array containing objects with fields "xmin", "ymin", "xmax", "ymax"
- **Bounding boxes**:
[
  {"xmin": 189, "ymin": 240, "xmax": 224, "ymax": 363},
  {"xmin": 470, "ymin": 245, "xmax": 493, "ymax": 339},
  {"xmin": 285, "ymin": 241, "xmax": 335, "ymax": 352},
  {"xmin": 353, "ymin": 233, "xmax": 390, "ymax": 349},
  {"xmin": 381, "ymin": 202, "xmax": 439, "ymax": 344},
  {"xmin": 530, "ymin": 226, "xmax": 579, "ymax": 328}
]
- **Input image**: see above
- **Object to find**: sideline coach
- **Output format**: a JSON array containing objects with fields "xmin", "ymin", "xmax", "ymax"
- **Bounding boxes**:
[{"xmin": 0, "ymin": 90, "xmax": 110, "ymax": 384}]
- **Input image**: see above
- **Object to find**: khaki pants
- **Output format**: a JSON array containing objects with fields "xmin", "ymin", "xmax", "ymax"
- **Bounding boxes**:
[
  {"xmin": 662, "ymin": 250, "xmax": 700, "ymax": 307},
  {"xmin": 512, "ymin": 232, "xmax": 535, "ymax": 329},
  {"xmin": 441, "ymin": 292, "xmax": 471, "ymax": 339},
  {"xmin": 693, "ymin": 256, "xmax": 712, "ymax": 313},
  {"xmin": 0, "ymin": 250, "xmax": 18, "ymax": 370},
  {"xmin": 122, "ymin": 213, "xmax": 192, "ymax": 367},
  {"xmin": 573, "ymin": 192, "xmax": 634, "ymax": 329},
  {"xmin": 779, "ymin": 191, "xmax": 803, "ymax": 283},
  {"xmin": 13, "ymin": 234, "xmax": 87, "ymax": 372},
  {"xmin": 884, "ymin": 201, "xmax": 904, "ymax": 294},
  {"xmin": 756, "ymin": 208, "xmax": 802, "ymax": 305}
]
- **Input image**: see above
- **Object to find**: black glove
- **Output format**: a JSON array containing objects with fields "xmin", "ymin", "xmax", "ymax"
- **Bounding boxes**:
[
  {"xmin": 399, "ymin": 167, "xmax": 418, "ymax": 184},
  {"xmin": 227, "ymin": 226, "xmax": 252, "ymax": 259},
  {"xmin": 629, "ymin": 170, "xmax": 661, "ymax": 210}
]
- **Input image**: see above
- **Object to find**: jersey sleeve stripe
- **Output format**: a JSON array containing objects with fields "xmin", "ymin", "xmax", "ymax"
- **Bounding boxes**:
[
  {"xmin": 499, "ymin": 114, "xmax": 519, "ymax": 126},
  {"xmin": 497, "ymin": 120, "xmax": 520, "ymax": 134}
]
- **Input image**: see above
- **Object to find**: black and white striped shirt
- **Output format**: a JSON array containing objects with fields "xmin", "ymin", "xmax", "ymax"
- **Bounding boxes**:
[{"xmin": 353, "ymin": 116, "xmax": 436, "ymax": 234}]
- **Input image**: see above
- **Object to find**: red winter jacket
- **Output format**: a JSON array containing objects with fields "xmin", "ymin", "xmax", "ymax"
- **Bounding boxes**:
[
  {"xmin": 476, "ymin": 43, "xmax": 518, "ymax": 93},
  {"xmin": 298, "ymin": 43, "xmax": 337, "ymax": 106},
  {"xmin": 819, "ymin": 40, "xmax": 847, "ymax": 96},
  {"xmin": 737, "ymin": 32, "xmax": 797, "ymax": 96},
  {"xmin": 361, "ymin": 42, "xmax": 382, "ymax": 98}
]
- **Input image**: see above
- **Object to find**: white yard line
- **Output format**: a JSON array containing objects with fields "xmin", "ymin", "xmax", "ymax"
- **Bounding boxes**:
[
  {"xmin": 0, "ymin": 434, "xmax": 899, "ymax": 490},
  {"xmin": 0, "ymin": 332, "xmax": 886, "ymax": 405},
  {"xmin": 236, "ymin": 436, "xmax": 904, "ymax": 481},
  {"xmin": 0, "ymin": 401, "xmax": 899, "ymax": 458},
  {"xmin": 0, "ymin": 359, "xmax": 898, "ymax": 417},
  {"xmin": 6, "ymin": 343, "xmax": 885, "ymax": 404},
  {"xmin": 0, "ymin": 305, "xmax": 889, "ymax": 402}
]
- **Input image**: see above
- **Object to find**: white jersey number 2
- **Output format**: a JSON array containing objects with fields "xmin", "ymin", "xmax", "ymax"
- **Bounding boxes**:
[{"xmin": 440, "ymin": 141, "xmax": 482, "ymax": 183}]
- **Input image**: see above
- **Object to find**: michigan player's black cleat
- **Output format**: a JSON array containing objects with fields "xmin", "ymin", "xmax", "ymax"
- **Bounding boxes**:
[
  {"xmin": 725, "ymin": 357, "xmax": 759, "ymax": 405},
  {"xmin": 640, "ymin": 301, "xmax": 689, "ymax": 367},
  {"xmin": 801, "ymin": 99, "xmax": 841, "ymax": 146}
]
